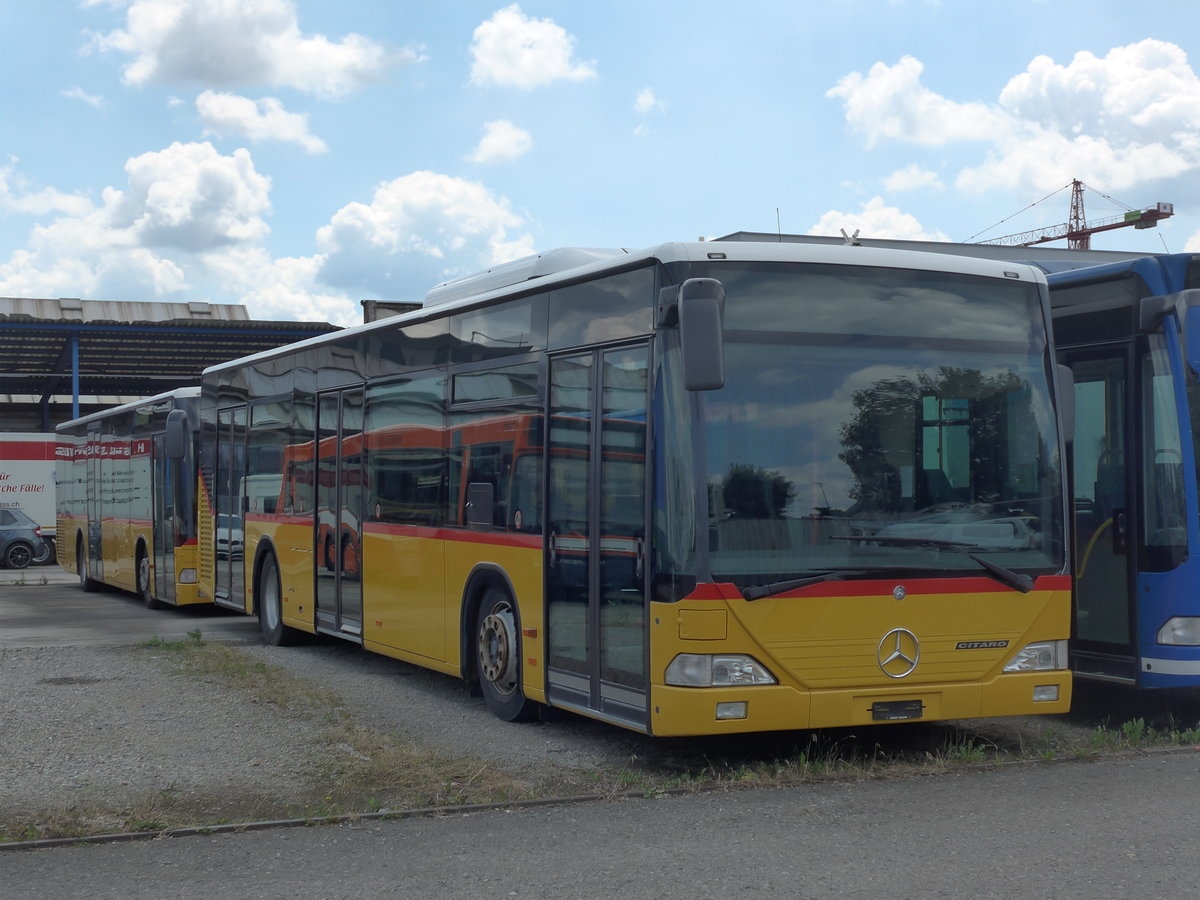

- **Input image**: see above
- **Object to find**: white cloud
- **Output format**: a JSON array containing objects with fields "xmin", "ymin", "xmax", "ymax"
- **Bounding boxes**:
[
  {"xmin": 826, "ymin": 56, "xmax": 1006, "ymax": 148},
  {"xmin": 0, "ymin": 147, "xmax": 536, "ymax": 326},
  {"xmin": 467, "ymin": 119, "xmax": 533, "ymax": 164},
  {"xmin": 633, "ymin": 87, "xmax": 665, "ymax": 136},
  {"xmin": 315, "ymin": 171, "xmax": 535, "ymax": 300},
  {"xmin": 999, "ymin": 40, "xmax": 1200, "ymax": 144},
  {"xmin": 469, "ymin": 4, "xmax": 596, "ymax": 89},
  {"xmin": 90, "ymin": 0, "xmax": 416, "ymax": 98},
  {"xmin": 954, "ymin": 128, "xmax": 1192, "ymax": 194},
  {"xmin": 635, "ymin": 87, "xmax": 664, "ymax": 115},
  {"xmin": 0, "ymin": 159, "xmax": 94, "ymax": 217},
  {"xmin": 829, "ymin": 41, "xmax": 1200, "ymax": 196},
  {"xmin": 808, "ymin": 196, "xmax": 951, "ymax": 241},
  {"xmin": 0, "ymin": 142, "xmax": 271, "ymax": 302},
  {"xmin": 884, "ymin": 164, "xmax": 943, "ymax": 192},
  {"xmin": 197, "ymin": 90, "xmax": 327, "ymax": 154},
  {"xmin": 62, "ymin": 86, "xmax": 105, "ymax": 110},
  {"xmin": 204, "ymin": 245, "xmax": 359, "ymax": 325},
  {"xmin": 114, "ymin": 141, "xmax": 272, "ymax": 250}
]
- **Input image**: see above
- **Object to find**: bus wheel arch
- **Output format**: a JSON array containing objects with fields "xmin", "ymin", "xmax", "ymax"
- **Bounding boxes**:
[{"xmin": 462, "ymin": 567, "xmax": 539, "ymax": 722}]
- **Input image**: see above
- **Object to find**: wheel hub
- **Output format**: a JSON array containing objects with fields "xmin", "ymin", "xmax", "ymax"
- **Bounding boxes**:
[{"xmin": 479, "ymin": 607, "xmax": 518, "ymax": 693}]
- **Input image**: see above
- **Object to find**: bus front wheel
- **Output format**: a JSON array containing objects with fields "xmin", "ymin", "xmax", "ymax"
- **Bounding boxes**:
[
  {"xmin": 475, "ymin": 588, "xmax": 539, "ymax": 722},
  {"xmin": 77, "ymin": 537, "xmax": 99, "ymax": 593},
  {"xmin": 138, "ymin": 547, "xmax": 164, "ymax": 610}
]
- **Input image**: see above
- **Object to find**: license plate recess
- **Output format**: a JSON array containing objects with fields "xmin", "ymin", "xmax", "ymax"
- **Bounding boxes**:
[{"xmin": 871, "ymin": 699, "xmax": 924, "ymax": 721}]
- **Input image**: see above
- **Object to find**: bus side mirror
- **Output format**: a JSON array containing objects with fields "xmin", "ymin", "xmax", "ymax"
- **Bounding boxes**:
[
  {"xmin": 663, "ymin": 278, "xmax": 726, "ymax": 391},
  {"xmin": 165, "ymin": 409, "xmax": 188, "ymax": 460},
  {"xmin": 1056, "ymin": 364, "xmax": 1074, "ymax": 444}
]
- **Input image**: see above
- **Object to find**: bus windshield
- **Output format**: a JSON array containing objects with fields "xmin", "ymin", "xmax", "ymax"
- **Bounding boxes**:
[{"xmin": 692, "ymin": 261, "xmax": 1064, "ymax": 587}]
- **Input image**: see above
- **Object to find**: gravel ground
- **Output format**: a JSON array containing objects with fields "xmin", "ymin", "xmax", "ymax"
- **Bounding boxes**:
[
  {"xmin": 0, "ymin": 634, "xmax": 656, "ymax": 837},
  {"xmin": 1, "ymin": 645, "xmax": 322, "ymax": 828},
  {"xmin": 1, "ymin": 573, "xmax": 1125, "ymax": 840}
]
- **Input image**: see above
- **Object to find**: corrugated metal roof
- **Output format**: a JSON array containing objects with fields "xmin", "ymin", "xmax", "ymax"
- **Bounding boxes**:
[
  {"xmin": 0, "ymin": 297, "xmax": 339, "ymax": 402},
  {"xmin": 0, "ymin": 296, "xmax": 250, "ymax": 321}
]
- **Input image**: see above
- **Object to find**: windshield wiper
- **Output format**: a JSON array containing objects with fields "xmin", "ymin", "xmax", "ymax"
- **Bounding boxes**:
[
  {"xmin": 968, "ymin": 553, "xmax": 1034, "ymax": 593},
  {"xmin": 742, "ymin": 571, "xmax": 860, "ymax": 602},
  {"xmin": 834, "ymin": 535, "xmax": 1034, "ymax": 593}
]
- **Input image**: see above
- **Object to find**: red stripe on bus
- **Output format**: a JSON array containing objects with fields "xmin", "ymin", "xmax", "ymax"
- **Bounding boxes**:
[
  {"xmin": 363, "ymin": 522, "xmax": 542, "ymax": 550},
  {"xmin": 685, "ymin": 573, "xmax": 1070, "ymax": 601}
]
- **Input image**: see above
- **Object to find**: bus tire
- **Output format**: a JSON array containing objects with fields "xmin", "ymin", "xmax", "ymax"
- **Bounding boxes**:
[
  {"xmin": 258, "ymin": 551, "xmax": 302, "ymax": 646},
  {"xmin": 77, "ymin": 537, "xmax": 99, "ymax": 593},
  {"xmin": 475, "ymin": 587, "xmax": 539, "ymax": 722},
  {"xmin": 137, "ymin": 546, "xmax": 164, "ymax": 610}
]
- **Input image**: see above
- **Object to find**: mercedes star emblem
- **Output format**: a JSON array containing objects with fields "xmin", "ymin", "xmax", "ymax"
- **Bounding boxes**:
[{"xmin": 878, "ymin": 627, "xmax": 920, "ymax": 678}]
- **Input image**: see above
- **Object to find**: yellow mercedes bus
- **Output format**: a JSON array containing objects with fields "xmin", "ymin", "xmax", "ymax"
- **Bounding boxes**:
[
  {"xmin": 57, "ymin": 387, "xmax": 202, "ymax": 608},
  {"xmin": 196, "ymin": 239, "xmax": 1073, "ymax": 735}
]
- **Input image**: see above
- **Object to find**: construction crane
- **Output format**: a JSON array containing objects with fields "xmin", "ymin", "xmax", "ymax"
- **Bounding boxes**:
[{"xmin": 975, "ymin": 180, "xmax": 1174, "ymax": 249}]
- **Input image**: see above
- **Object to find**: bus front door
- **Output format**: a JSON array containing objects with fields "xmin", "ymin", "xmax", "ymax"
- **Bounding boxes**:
[
  {"xmin": 314, "ymin": 388, "xmax": 364, "ymax": 638},
  {"xmin": 546, "ymin": 345, "xmax": 650, "ymax": 730},
  {"xmin": 152, "ymin": 433, "xmax": 175, "ymax": 603},
  {"xmin": 214, "ymin": 405, "xmax": 247, "ymax": 610},
  {"xmin": 85, "ymin": 426, "xmax": 103, "ymax": 583},
  {"xmin": 1063, "ymin": 349, "xmax": 1138, "ymax": 682}
]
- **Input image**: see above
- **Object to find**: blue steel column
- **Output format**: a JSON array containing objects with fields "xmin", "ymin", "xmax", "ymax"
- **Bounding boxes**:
[{"xmin": 71, "ymin": 330, "xmax": 80, "ymax": 418}]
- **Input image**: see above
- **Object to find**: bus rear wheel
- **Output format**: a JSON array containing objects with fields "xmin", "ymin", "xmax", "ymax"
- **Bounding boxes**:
[
  {"xmin": 258, "ymin": 552, "xmax": 302, "ymax": 646},
  {"xmin": 475, "ymin": 588, "xmax": 539, "ymax": 722}
]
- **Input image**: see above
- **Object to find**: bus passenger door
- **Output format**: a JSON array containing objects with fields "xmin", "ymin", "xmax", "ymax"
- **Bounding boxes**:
[
  {"xmin": 546, "ymin": 344, "xmax": 650, "ymax": 730},
  {"xmin": 214, "ymin": 405, "xmax": 247, "ymax": 610},
  {"xmin": 315, "ymin": 388, "xmax": 365, "ymax": 638},
  {"xmin": 85, "ymin": 426, "xmax": 103, "ymax": 583},
  {"xmin": 1061, "ymin": 349, "xmax": 1137, "ymax": 681},
  {"xmin": 152, "ymin": 433, "xmax": 174, "ymax": 603}
]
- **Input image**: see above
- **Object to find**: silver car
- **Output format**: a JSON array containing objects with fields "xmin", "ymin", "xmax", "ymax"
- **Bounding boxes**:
[{"xmin": 0, "ymin": 507, "xmax": 52, "ymax": 569}]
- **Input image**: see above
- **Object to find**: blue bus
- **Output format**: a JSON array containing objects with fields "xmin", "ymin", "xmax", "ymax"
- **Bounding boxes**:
[{"xmin": 1049, "ymin": 254, "xmax": 1200, "ymax": 686}]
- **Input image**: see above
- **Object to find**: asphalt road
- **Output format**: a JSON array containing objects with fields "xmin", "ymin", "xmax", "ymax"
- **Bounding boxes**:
[
  {"xmin": 0, "ymin": 566, "xmax": 260, "ymax": 647},
  {"xmin": 4, "ymin": 750, "xmax": 1200, "ymax": 898},
  {"xmin": 4, "ymin": 571, "xmax": 1200, "ymax": 897}
]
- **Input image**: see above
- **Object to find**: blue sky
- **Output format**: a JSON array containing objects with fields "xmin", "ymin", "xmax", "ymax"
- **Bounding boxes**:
[{"xmin": 2, "ymin": 1, "xmax": 1199, "ymax": 326}]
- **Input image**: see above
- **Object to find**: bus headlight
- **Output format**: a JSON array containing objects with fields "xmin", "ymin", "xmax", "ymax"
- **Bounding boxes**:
[
  {"xmin": 1003, "ymin": 640, "xmax": 1067, "ymax": 672},
  {"xmin": 1157, "ymin": 617, "xmax": 1200, "ymax": 645},
  {"xmin": 665, "ymin": 654, "xmax": 777, "ymax": 687}
]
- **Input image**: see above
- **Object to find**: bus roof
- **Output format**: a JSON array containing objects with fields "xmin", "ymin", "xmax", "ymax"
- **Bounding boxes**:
[
  {"xmin": 202, "ymin": 239, "xmax": 1050, "ymax": 377},
  {"xmin": 54, "ymin": 385, "xmax": 201, "ymax": 433}
]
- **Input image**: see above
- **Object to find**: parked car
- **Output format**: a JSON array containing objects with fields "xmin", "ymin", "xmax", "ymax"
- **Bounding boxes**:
[
  {"xmin": 0, "ymin": 507, "xmax": 52, "ymax": 569},
  {"xmin": 215, "ymin": 513, "xmax": 244, "ymax": 560}
]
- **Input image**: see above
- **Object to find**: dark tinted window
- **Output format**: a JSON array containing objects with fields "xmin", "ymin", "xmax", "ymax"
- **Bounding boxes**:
[
  {"xmin": 452, "ymin": 362, "xmax": 539, "ymax": 404},
  {"xmin": 549, "ymin": 267, "xmax": 654, "ymax": 349},
  {"xmin": 365, "ymin": 374, "xmax": 448, "ymax": 526},
  {"xmin": 450, "ymin": 297, "xmax": 547, "ymax": 362}
]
